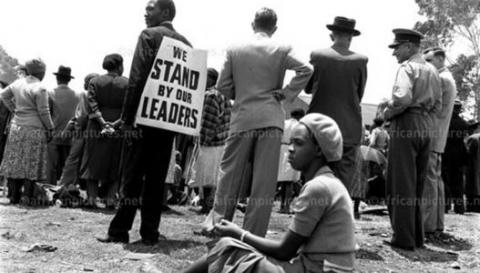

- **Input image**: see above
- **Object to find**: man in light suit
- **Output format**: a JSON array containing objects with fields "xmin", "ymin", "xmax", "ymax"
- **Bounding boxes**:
[
  {"xmin": 421, "ymin": 47, "xmax": 456, "ymax": 238},
  {"xmin": 305, "ymin": 16, "xmax": 368, "ymax": 195},
  {"xmin": 203, "ymin": 7, "xmax": 312, "ymax": 237}
]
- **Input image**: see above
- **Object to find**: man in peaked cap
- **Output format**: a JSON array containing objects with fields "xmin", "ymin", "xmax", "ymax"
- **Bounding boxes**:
[
  {"xmin": 305, "ymin": 16, "xmax": 368, "ymax": 206},
  {"xmin": 47, "ymin": 65, "xmax": 80, "ymax": 185},
  {"xmin": 382, "ymin": 28, "xmax": 442, "ymax": 250},
  {"xmin": 421, "ymin": 47, "xmax": 457, "ymax": 239}
]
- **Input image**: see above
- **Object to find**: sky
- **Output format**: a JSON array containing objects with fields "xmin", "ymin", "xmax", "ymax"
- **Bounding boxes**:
[{"xmin": 0, "ymin": 0, "xmax": 426, "ymax": 104}]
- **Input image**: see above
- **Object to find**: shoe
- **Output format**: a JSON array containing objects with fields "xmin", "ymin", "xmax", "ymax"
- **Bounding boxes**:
[
  {"xmin": 96, "ymin": 235, "xmax": 129, "ymax": 244},
  {"xmin": 141, "ymin": 238, "xmax": 159, "ymax": 246},
  {"xmin": 383, "ymin": 240, "xmax": 414, "ymax": 251}
]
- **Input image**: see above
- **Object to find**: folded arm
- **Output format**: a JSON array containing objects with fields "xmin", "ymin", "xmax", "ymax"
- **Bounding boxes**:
[{"xmin": 384, "ymin": 65, "xmax": 413, "ymax": 120}]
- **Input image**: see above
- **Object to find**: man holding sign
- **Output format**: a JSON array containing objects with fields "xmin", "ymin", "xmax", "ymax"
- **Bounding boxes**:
[
  {"xmin": 97, "ymin": 0, "xmax": 192, "ymax": 245},
  {"xmin": 202, "ymin": 8, "xmax": 313, "ymax": 237}
]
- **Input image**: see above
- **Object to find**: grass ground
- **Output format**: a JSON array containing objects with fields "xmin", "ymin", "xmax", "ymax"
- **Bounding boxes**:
[{"xmin": 0, "ymin": 198, "xmax": 479, "ymax": 273}]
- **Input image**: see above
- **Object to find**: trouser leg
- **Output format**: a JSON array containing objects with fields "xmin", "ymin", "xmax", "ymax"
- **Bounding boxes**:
[
  {"xmin": 86, "ymin": 179, "xmax": 98, "ymax": 205},
  {"xmin": 139, "ymin": 127, "xmax": 174, "ymax": 241},
  {"xmin": 58, "ymin": 138, "xmax": 84, "ymax": 187},
  {"xmin": 332, "ymin": 145, "xmax": 359, "ymax": 192},
  {"xmin": 108, "ymin": 130, "xmax": 145, "ymax": 239},
  {"xmin": 209, "ymin": 132, "xmax": 255, "ymax": 228},
  {"xmin": 386, "ymin": 113, "xmax": 430, "ymax": 249},
  {"xmin": 243, "ymin": 128, "xmax": 282, "ymax": 237},
  {"xmin": 46, "ymin": 143, "xmax": 59, "ymax": 185},
  {"xmin": 422, "ymin": 152, "xmax": 439, "ymax": 233}
]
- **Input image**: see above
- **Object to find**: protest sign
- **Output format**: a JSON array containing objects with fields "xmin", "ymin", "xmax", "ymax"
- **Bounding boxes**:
[{"xmin": 135, "ymin": 36, "xmax": 207, "ymax": 136}]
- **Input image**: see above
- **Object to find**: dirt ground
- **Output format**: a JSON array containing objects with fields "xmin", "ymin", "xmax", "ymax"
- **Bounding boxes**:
[{"xmin": 0, "ymin": 198, "xmax": 479, "ymax": 273}]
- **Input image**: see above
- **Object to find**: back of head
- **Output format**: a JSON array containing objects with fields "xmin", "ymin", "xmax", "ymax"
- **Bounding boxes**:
[
  {"xmin": 207, "ymin": 68, "xmax": 219, "ymax": 88},
  {"xmin": 156, "ymin": 0, "xmax": 176, "ymax": 21},
  {"xmin": 84, "ymin": 73, "xmax": 100, "ymax": 90},
  {"xmin": 25, "ymin": 59, "xmax": 46, "ymax": 80},
  {"xmin": 102, "ymin": 53, "xmax": 123, "ymax": 72},
  {"xmin": 253, "ymin": 7, "xmax": 277, "ymax": 32},
  {"xmin": 290, "ymin": 108, "xmax": 305, "ymax": 120}
]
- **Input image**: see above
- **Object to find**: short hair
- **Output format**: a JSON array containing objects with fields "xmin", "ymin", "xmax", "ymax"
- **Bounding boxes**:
[
  {"xmin": 156, "ymin": 0, "xmax": 176, "ymax": 21},
  {"xmin": 207, "ymin": 68, "xmax": 219, "ymax": 83},
  {"xmin": 254, "ymin": 8, "xmax": 277, "ymax": 31},
  {"xmin": 290, "ymin": 109, "xmax": 305, "ymax": 119},
  {"xmin": 373, "ymin": 117, "xmax": 384, "ymax": 127},
  {"xmin": 102, "ymin": 53, "xmax": 123, "ymax": 71},
  {"xmin": 25, "ymin": 59, "xmax": 46, "ymax": 76},
  {"xmin": 424, "ymin": 47, "xmax": 445, "ymax": 58}
]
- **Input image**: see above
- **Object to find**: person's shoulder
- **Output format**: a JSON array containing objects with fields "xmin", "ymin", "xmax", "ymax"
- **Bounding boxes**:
[
  {"xmin": 351, "ymin": 51, "xmax": 368, "ymax": 62},
  {"xmin": 310, "ymin": 47, "xmax": 331, "ymax": 57},
  {"xmin": 304, "ymin": 173, "xmax": 341, "ymax": 196}
]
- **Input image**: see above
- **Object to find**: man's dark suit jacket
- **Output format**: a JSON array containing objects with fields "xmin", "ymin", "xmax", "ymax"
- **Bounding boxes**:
[
  {"xmin": 305, "ymin": 47, "xmax": 368, "ymax": 146},
  {"xmin": 122, "ymin": 21, "xmax": 191, "ymax": 125}
]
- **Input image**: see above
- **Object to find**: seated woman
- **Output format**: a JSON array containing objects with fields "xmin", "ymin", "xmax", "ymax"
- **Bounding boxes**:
[{"xmin": 183, "ymin": 113, "xmax": 356, "ymax": 273}]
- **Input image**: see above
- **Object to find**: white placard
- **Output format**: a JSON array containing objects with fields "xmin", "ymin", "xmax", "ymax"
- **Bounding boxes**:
[{"xmin": 135, "ymin": 37, "xmax": 207, "ymax": 136}]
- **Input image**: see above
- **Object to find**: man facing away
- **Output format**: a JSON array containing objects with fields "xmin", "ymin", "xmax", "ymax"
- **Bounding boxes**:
[
  {"xmin": 202, "ymin": 7, "xmax": 313, "ymax": 237},
  {"xmin": 47, "ymin": 66, "xmax": 80, "ymax": 185},
  {"xmin": 383, "ymin": 29, "xmax": 442, "ymax": 251},
  {"xmin": 305, "ymin": 16, "xmax": 368, "ymax": 194},
  {"xmin": 421, "ymin": 47, "xmax": 457, "ymax": 239},
  {"xmin": 98, "ymin": 0, "xmax": 191, "ymax": 245}
]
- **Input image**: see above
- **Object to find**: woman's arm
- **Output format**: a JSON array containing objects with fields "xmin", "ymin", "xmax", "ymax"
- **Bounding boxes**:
[
  {"xmin": 214, "ymin": 219, "xmax": 307, "ymax": 261},
  {"xmin": 87, "ymin": 81, "xmax": 108, "ymax": 129},
  {"xmin": 35, "ymin": 87, "xmax": 54, "ymax": 131},
  {"xmin": 0, "ymin": 84, "xmax": 16, "ymax": 112}
]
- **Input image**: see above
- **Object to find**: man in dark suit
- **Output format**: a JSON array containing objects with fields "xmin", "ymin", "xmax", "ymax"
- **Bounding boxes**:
[
  {"xmin": 97, "ymin": 0, "xmax": 190, "ymax": 245},
  {"xmin": 305, "ymin": 16, "xmax": 368, "ymax": 194},
  {"xmin": 443, "ymin": 101, "xmax": 469, "ymax": 214}
]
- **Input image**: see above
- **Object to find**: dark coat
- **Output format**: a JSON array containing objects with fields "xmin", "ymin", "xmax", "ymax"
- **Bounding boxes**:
[
  {"xmin": 443, "ymin": 114, "xmax": 469, "ymax": 166},
  {"xmin": 305, "ymin": 46, "xmax": 368, "ymax": 145},
  {"xmin": 121, "ymin": 22, "xmax": 191, "ymax": 125},
  {"xmin": 81, "ymin": 73, "xmax": 128, "ymax": 181}
]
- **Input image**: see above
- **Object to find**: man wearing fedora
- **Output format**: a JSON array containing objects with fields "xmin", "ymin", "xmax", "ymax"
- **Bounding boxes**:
[
  {"xmin": 382, "ymin": 29, "xmax": 441, "ymax": 250},
  {"xmin": 47, "ymin": 65, "xmax": 79, "ymax": 185},
  {"xmin": 305, "ymin": 16, "xmax": 368, "ymax": 199}
]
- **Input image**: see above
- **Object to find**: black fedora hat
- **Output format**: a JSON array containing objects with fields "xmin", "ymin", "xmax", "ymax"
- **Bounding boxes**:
[
  {"xmin": 53, "ymin": 65, "xmax": 74, "ymax": 79},
  {"xmin": 326, "ymin": 16, "xmax": 361, "ymax": 36}
]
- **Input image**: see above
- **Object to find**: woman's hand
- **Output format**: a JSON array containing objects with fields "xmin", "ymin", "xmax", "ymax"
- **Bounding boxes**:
[
  {"xmin": 214, "ymin": 219, "xmax": 243, "ymax": 239},
  {"xmin": 110, "ymin": 119, "xmax": 124, "ymax": 129}
]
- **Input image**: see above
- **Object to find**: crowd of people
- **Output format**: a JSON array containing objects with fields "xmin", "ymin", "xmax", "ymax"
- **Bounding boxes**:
[{"xmin": 0, "ymin": 0, "xmax": 479, "ymax": 272}]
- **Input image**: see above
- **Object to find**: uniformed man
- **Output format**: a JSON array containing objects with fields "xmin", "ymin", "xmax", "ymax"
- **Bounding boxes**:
[{"xmin": 382, "ymin": 29, "xmax": 442, "ymax": 250}]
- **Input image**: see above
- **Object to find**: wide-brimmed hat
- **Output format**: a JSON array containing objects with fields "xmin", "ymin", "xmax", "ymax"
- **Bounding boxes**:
[
  {"xmin": 388, "ymin": 28, "xmax": 424, "ymax": 48},
  {"xmin": 53, "ymin": 65, "xmax": 74, "ymax": 79},
  {"xmin": 326, "ymin": 16, "xmax": 361, "ymax": 36}
]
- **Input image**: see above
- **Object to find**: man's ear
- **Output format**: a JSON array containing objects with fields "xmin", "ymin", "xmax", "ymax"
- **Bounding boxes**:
[
  {"xmin": 269, "ymin": 26, "xmax": 278, "ymax": 36},
  {"xmin": 160, "ymin": 9, "xmax": 170, "ymax": 20}
]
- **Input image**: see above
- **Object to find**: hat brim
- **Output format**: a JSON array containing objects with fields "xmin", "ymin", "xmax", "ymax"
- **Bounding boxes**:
[
  {"xmin": 388, "ymin": 42, "xmax": 402, "ymax": 49},
  {"xmin": 326, "ymin": 25, "xmax": 361, "ymax": 36},
  {"xmin": 53, "ymin": 73, "xmax": 74, "ymax": 79}
]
